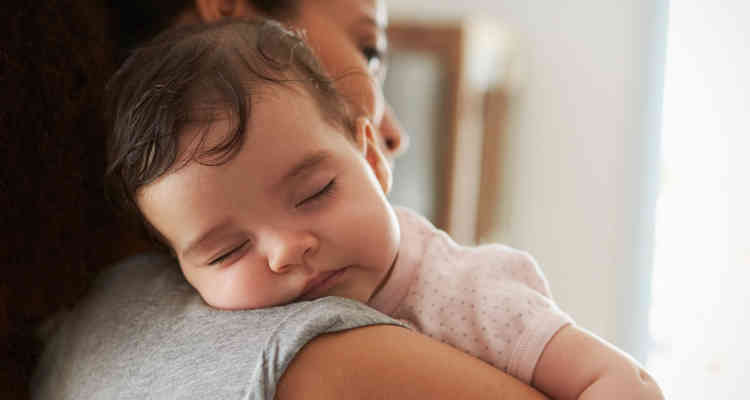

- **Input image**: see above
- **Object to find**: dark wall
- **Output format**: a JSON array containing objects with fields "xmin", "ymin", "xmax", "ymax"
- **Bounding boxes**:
[{"xmin": 1, "ymin": 1, "xmax": 151, "ymax": 397}]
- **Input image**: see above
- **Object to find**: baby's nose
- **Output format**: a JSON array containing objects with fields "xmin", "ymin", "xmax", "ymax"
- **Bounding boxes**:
[{"xmin": 265, "ymin": 230, "xmax": 318, "ymax": 274}]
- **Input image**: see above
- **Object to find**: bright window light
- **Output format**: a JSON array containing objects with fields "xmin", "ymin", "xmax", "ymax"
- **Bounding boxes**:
[{"xmin": 647, "ymin": 1, "xmax": 748, "ymax": 398}]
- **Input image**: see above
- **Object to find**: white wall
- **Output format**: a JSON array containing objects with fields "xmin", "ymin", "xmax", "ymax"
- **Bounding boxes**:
[{"xmin": 388, "ymin": 0, "xmax": 667, "ymax": 359}]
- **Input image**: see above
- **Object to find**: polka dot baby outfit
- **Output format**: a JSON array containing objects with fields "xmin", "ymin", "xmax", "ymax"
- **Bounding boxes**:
[{"xmin": 369, "ymin": 206, "xmax": 573, "ymax": 384}]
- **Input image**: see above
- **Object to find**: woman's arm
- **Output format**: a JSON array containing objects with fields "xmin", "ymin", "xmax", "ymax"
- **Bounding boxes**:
[
  {"xmin": 277, "ymin": 324, "xmax": 549, "ymax": 400},
  {"xmin": 532, "ymin": 325, "xmax": 664, "ymax": 400}
]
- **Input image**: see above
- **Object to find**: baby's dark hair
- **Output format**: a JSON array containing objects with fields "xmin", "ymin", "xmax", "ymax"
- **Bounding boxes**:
[{"xmin": 105, "ymin": 18, "xmax": 354, "ymax": 247}]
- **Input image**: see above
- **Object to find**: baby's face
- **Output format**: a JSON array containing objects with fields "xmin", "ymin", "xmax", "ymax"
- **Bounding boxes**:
[{"xmin": 137, "ymin": 89, "xmax": 400, "ymax": 310}]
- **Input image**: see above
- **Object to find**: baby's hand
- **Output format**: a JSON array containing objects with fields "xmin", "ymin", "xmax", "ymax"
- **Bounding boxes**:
[{"xmin": 532, "ymin": 325, "xmax": 664, "ymax": 400}]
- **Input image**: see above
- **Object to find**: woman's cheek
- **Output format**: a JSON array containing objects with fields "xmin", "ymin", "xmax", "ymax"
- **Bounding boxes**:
[{"xmin": 358, "ymin": 75, "xmax": 382, "ymax": 121}]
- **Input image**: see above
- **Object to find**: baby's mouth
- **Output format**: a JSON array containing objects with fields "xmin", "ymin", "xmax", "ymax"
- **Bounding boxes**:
[{"xmin": 299, "ymin": 267, "xmax": 348, "ymax": 301}]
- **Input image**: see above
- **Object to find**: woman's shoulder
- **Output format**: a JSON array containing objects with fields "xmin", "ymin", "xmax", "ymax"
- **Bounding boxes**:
[{"xmin": 32, "ymin": 253, "xmax": 407, "ymax": 399}]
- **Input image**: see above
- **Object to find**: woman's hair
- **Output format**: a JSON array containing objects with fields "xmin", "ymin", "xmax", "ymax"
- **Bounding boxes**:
[
  {"xmin": 109, "ymin": 0, "xmax": 300, "ymax": 57},
  {"xmin": 105, "ymin": 18, "xmax": 353, "ymax": 247},
  {"xmin": 2, "ymin": 1, "xmax": 150, "ymax": 397}
]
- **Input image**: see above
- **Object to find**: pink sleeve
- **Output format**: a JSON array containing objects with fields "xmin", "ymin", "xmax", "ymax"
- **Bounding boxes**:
[
  {"xmin": 394, "ymin": 239, "xmax": 573, "ymax": 384},
  {"xmin": 487, "ymin": 249, "xmax": 574, "ymax": 383}
]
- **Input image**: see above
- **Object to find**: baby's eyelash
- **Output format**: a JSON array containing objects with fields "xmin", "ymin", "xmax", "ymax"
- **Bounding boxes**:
[
  {"xmin": 297, "ymin": 179, "xmax": 336, "ymax": 207},
  {"xmin": 208, "ymin": 240, "xmax": 249, "ymax": 266},
  {"xmin": 362, "ymin": 46, "xmax": 382, "ymax": 62}
]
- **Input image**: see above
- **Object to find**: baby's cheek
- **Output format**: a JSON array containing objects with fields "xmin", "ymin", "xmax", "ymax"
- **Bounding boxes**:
[
  {"xmin": 200, "ymin": 273, "xmax": 243, "ymax": 310},
  {"xmin": 199, "ymin": 267, "xmax": 263, "ymax": 310},
  {"xmin": 226, "ymin": 267, "xmax": 284, "ymax": 310}
]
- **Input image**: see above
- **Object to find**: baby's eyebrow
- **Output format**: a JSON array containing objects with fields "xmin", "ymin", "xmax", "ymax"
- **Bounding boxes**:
[
  {"xmin": 181, "ymin": 219, "xmax": 233, "ymax": 261},
  {"xmin": 278, "ymin": 150, "xmax": 331, "ymax": 186}
]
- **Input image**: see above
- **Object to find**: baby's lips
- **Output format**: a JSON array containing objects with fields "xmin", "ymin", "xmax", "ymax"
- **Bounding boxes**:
[{"xmin": 299, "ymin": 268, "xmax": 348, "ymax": 301}]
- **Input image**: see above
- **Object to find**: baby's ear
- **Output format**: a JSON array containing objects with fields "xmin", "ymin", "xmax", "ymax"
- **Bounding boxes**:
[{"xmin": 354, "ymin": 117, "xmax": 392, "ymax": 194}]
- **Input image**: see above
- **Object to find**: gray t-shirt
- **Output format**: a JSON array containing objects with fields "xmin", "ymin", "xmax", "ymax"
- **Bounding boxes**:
[{"xmin": 32, "ymin": 253, "xmax": 407, "ymax": 399}]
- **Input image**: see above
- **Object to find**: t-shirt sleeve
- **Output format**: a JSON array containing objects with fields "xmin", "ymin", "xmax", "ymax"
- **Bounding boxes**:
[
  {"xmin": 31, "ymin": 253, "xmax": 409, "ymax": 400},
  {"xmin": 495, "ymin": 250, "xmax": 574, "ymax": 383},
  {"xmin": 250, "ymin": 297, "xmax": 410, "ymax": 400}
]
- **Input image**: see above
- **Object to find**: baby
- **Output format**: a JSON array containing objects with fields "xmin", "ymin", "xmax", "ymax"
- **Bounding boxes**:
[{"xmin": 106, "ymin": 19, "xmax": 663, "ymax": 399}]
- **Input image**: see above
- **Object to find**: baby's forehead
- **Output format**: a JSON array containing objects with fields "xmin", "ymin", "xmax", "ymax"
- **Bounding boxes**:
[
  {"xmin": 173, "ymin": 85, "xmax": 325, "ymax": 163},
  {"xmin": 168, "ymin": 87, "xmax": 345, "ymax": 182}
]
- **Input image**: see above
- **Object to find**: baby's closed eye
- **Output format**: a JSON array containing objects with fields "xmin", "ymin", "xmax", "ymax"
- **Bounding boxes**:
[
  {"xmin": 296, "ymin": 178, "xmax": 336, "ymax": 208},
  {"xmin": 208, "ymin": 240, "xmax": 251, "ymax": 266}
]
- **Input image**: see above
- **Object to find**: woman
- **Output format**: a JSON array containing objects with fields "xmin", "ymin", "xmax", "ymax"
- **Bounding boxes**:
[{"xmin": 33, "ymin": 1, "xmax": 550, "ymax": 399}]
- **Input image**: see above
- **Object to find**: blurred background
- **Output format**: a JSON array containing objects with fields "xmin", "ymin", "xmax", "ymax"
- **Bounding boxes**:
[{"xmin": 384, "ymin": 1, "xmax": 748, "ymax": 398}]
